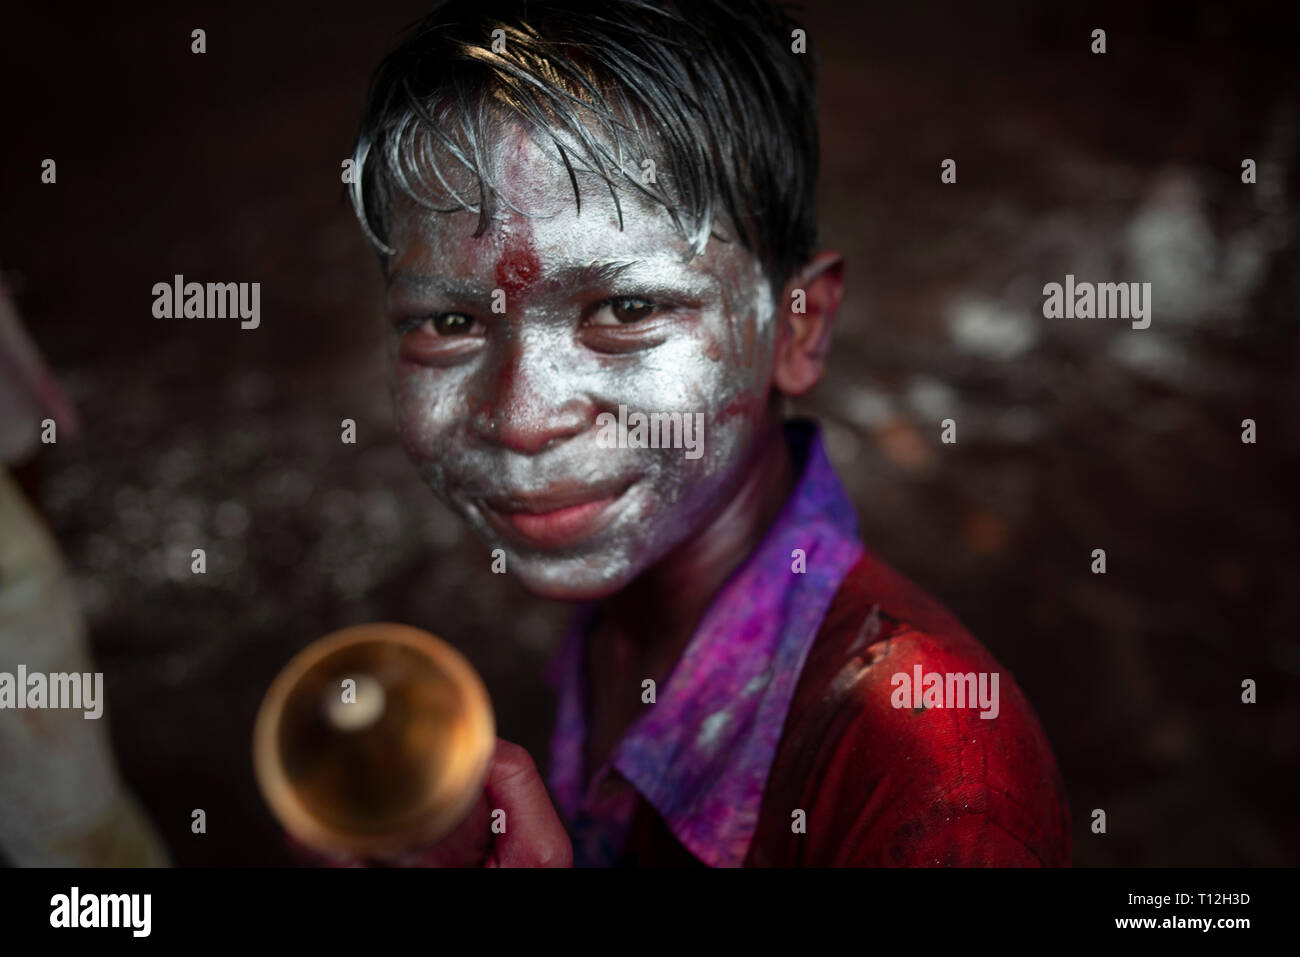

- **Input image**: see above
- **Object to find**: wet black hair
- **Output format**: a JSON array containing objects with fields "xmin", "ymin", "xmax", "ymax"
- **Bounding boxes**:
[{"xmin": 350, "ymin": 0, "xmax": 819, "ymax": 292}]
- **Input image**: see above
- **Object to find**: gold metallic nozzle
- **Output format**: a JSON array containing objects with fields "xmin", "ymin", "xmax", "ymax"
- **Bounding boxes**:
[{"xmin": 253, "ymin": 623, "xmax": 495, "ymax": 860}]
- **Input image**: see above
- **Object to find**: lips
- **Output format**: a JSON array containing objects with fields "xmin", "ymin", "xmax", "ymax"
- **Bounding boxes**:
[{"xmin": 477, "ymin": 476, "xmax": 636, "ymax": 549}]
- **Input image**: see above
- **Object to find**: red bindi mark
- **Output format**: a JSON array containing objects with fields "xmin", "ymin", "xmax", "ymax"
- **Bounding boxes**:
[{"xmin": 494, "ymin": 233, "xmax": 542, "ymax": 300}]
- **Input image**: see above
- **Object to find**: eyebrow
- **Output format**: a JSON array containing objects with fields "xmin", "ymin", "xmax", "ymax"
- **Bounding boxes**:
[
  {"xmin": 388, "ymin": 259, "xmax": 646, "ymax": 296},
  {"xmin": 384, "ymin": 260, "xmax": 655, "ymax": 304},
  {"xmin": 567, "ymin": 259, "xmax": 643, "ymax": 285},
  {"xmin": 387, "ymin": 274, "xmax": 485, "ymax": 298}
]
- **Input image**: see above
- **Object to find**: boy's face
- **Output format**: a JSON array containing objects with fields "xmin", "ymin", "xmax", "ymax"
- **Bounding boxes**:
[{"xmin": 384, "ymin": 123, "xmax": 779, "ymax": 600}]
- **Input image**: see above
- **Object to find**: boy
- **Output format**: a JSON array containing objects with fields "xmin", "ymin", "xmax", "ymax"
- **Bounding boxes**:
[{"xmin": 344, "ymin": 0, "xmax": 1070, "ymax": 866}]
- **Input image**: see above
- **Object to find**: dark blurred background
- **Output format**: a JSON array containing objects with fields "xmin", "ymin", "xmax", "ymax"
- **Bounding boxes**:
[{"xmin": 1, "ymin": 0, "xmax": 1297, "ymax": 865}]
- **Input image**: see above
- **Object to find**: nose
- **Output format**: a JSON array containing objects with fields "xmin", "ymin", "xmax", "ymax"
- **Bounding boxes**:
[{"xmin": 469, "ymin": 333, "xmax": 593, "ymax": 455}]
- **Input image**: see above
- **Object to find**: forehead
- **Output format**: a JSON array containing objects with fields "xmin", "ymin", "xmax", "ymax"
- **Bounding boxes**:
[{"xmin": 386, "ymin": 121, "xmax": 761, "ymax": 293}]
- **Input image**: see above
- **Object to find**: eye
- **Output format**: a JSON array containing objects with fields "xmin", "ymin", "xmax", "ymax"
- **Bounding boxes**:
[
  {"xmin": 394, "ymin": 311, "xmax": 485, "ymax": 365},
  {"xmin": 396, "ymin": 311, "xmax": 483, "ymax": 338},
  {"xmin": 589, "ymin": 297, "xmax": 657, "ymax": 326},
  {"xmin": 415, "ymin": 312, "xmax": 477, "ymax": 336}
]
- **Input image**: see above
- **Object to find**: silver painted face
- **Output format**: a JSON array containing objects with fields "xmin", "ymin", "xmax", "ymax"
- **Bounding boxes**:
[{"xmin": 384, "ymin": 123, "xmax": 778, "ymax": 600}]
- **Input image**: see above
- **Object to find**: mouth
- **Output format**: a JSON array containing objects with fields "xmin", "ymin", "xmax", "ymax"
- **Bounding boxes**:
[{"xmin": 476, "ymin": 476, "xmax": 637, "ymax": 550}]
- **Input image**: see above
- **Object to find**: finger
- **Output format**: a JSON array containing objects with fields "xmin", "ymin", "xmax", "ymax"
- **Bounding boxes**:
[{"xmin": 483, "ymin": 739, "xmax": 573, "ymax": 868}]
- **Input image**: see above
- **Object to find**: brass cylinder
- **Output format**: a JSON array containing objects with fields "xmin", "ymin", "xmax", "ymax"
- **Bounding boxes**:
[{"xmin": 253, "ymin": 623, "xmax": 495, "ymax": 861}]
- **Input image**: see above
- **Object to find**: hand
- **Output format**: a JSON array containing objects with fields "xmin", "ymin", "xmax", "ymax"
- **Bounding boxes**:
[{"xmin": 287, "ymin": 738, "xmax": 572, "ymax": 868}]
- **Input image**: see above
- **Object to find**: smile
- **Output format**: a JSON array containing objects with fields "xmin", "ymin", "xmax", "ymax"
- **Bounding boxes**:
[{"xmin": 476, "ymin": 477, "xmax": 636, "ymax": 550}]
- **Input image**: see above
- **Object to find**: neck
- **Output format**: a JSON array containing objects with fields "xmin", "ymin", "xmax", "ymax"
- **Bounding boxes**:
[{"xmin": 594, "ymin": 413, "xmax": 798, "ymax": 660}]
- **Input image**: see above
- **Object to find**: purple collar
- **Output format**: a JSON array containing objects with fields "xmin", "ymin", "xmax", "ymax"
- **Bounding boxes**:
[{"xmin": 545, "ymin": 419, "xmax": 865, "ymax": 866}]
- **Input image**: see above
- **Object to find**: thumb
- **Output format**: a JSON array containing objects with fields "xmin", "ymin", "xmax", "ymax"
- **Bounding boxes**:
[{"xmin": 483, "ymin": 739, "xmax": 572, "ymax": 868}]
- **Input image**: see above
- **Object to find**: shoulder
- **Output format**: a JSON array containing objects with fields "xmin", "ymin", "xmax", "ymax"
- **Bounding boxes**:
[{"xmin": 751, "ymin": 551, "xmax": 1072, "ymax": 866}]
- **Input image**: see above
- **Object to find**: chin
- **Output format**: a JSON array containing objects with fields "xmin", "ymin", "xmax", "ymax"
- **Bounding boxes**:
[{"xmin": 501, "ymin": 549, "xmax": 642, "ymax": 603}]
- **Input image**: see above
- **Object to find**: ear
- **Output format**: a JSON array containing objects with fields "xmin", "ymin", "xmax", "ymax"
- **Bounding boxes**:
[{"xmin": 772, "ymin": 251, "xmax": 845, "ymax": 397}]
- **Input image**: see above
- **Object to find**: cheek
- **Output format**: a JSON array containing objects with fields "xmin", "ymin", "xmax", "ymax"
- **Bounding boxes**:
[
  {"xmin": 692, "ymin": 327, "xmax": 771, "ymax": 436},
  {"xmin": 618, "ymin": 320, "xmax": 762, "ymax": 409},
  {"xmin": 612, "ymin": 337, "xmax": 766, "ymax": 499},
  {"xmin": 390, "ymin": 364, "xmax": 468, "ymax": 461},
  {"xmin": 682, "ymin": 332, "xmax": 773, "ymax": 480}
]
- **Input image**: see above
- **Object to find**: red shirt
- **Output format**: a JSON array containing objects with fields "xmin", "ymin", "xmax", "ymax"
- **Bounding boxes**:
[{"xmin": 618, "ymin": 549, "xmax": 1072, "ymax": 866}]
